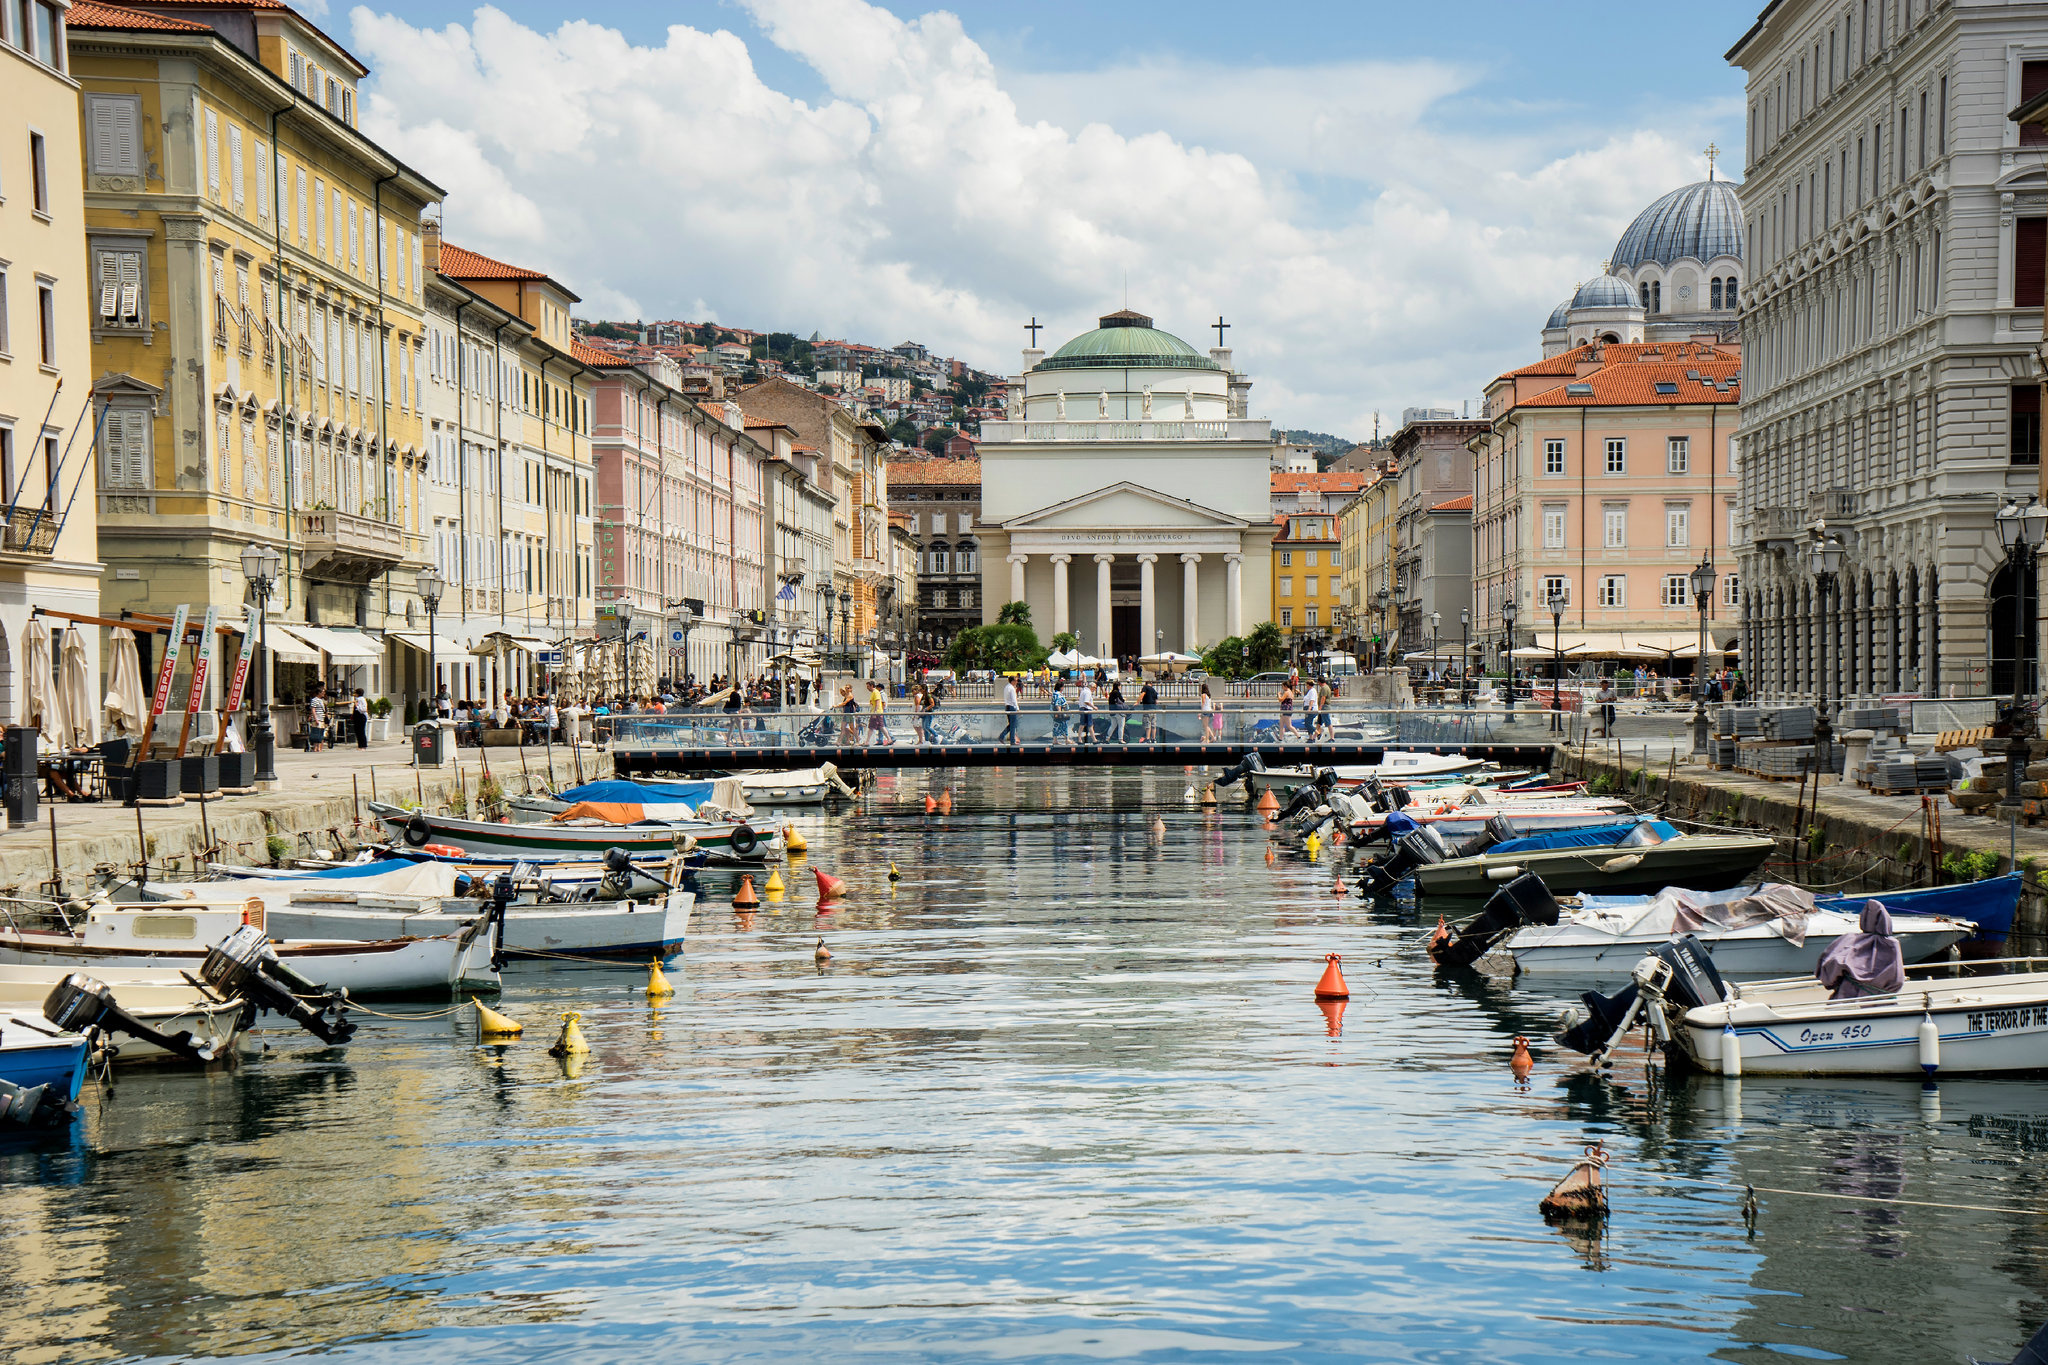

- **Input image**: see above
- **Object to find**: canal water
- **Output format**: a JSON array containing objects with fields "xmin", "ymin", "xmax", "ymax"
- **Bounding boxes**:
[{"xmin": 2, "ymin": 767, "xmax": 2046, "ymax": 1363}]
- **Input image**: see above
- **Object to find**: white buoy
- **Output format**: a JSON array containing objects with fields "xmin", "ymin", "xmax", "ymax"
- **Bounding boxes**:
[
  {"xmin": 1918, "ymin": 1007, "xmax": 1940, "ymax": 1076},
  {"xmin": 1720, "ymin": 1021, "xmax": 1743, "ymax": 1077}
]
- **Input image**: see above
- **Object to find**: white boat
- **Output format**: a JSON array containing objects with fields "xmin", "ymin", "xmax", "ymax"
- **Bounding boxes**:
[
  {"xmin": 0, "ymin": 964, "xmax": 251, "ymax": 1063},
  {"xmin": 261, "ymin": 887, "xmax": 693, "ymax": 959},
  {"xmin": 0, "ymin": 903, "xmax": 497, "ymax": 996},
  {"xmin": 1504, "ymin": 883, "xmax": 1976, "ymax": 975},
  {"xmin": 1246, "ymin": 753, "xmax": 1485, "ymax": 793}
]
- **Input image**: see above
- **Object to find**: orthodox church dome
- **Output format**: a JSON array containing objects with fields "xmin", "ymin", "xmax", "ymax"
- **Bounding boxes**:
[
  {"xmin": 1570, "ymin": 275, "xmax": 1636, "ymax": 310},
  {"xmin": 1610, "ymin": 179, "xmax": 1745, "ymax": 270},
  {"xmin": 1040, "ymin": 309, "xmax": 1222, "ymax": 372},
  {"xmin": 1545, "ymin": 299, "xmax": 1573, "ymax": 330}
]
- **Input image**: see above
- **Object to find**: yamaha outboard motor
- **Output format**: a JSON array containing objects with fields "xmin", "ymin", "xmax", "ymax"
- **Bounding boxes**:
[
  {"xmin": 1357, "ymin": 825, "xmax": 1454, "ymax": 897},
  {"xmin": 1427, "ymin": 871, "xmax": 1557, "ymax": 969},
  {"xmin": 201, "ymin": 924, "xmax": 358, "ymax": 1045},
  {"xmin": 43, "ymin": 973, "xmax": 219, "ymax": 1063},
  {"xmin": 1554, "ymin": 934, "xmax": 1729, "ymax": 1060}
]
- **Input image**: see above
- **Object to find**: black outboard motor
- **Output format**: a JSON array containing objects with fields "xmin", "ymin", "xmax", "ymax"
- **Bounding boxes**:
[
  {"xmin": 1356, "ymin": 825, "xmax": 1455, "ymax": 896},
  {"xmin": 1554, "ymin": 934, "xmax": 1729, "ymax": 1061},
  {"xmin": 1216, "ymin": 751, "xmax": 1266, "ymax": 787},
  {"xmin": 200, "ymin": 924, "xmax": 358, "ymax": 1045},
  {"xmin": 1276, "ymin": 769, "xmax": 1338, "ymax": 823},
  {"xmin": 1426, "ymin": 871, "xmax": 1558, "ymax": 969},
  {"xmin": 1454, "ymin": 813, "xmax": 1521, "ymax": 858},
  {"xmin": 43, "ymin": 973, "xmax": 219, "ymax": 1063}
]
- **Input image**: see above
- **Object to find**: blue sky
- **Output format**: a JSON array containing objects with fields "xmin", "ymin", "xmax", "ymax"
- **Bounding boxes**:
[{"xmin": 345, "ymin": 0, "xmax": 1757, "ymax": 437}]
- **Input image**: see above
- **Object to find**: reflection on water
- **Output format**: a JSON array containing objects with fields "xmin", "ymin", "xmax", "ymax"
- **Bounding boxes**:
[{"xmin": 1, "ymin": 768, "xmax": 2047, "ymax": 1362}]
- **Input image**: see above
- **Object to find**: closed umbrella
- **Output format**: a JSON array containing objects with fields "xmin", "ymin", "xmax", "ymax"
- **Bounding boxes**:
[
  {"xmin": 104, "ymin": 627, "xmax": 146, "ymax": 738},
  {"xmin": 59, "ymin": 627, "xmax": 95, "ymax": 747},
  {"xmin": 22, "ymin": 615, "xmax": 55, "ymax": 747}
]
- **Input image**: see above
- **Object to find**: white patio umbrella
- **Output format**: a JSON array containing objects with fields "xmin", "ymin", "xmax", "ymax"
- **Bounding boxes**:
[
  {"xmin": 103, "ymin": 627, "xmax": 147, "ymax": 738},
  {"xmin": 58, "ymin": 626, "xmax": 96, "ymax": 747},
  {"xmin": 22, "ymin": 615, "xmax": 57, "ymax": 748}
]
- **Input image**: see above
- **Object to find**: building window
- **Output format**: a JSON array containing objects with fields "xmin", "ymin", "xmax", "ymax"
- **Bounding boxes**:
[
  {"xmin": 1305, "ymin": 577, "xmax": 1319, "ymax": 596},
  {"xmin": 1605, "ymin": 438, "xmax": 1626, "ymax": 474},
  {"xmin": 1279, "ymin": 577, "xmax": 1292, "ymax": 597},
  {"xmin": 1329, "ymin": 547, "xmax": 1341, "ymax": 567},
  {"xmin": 28, "ymin": 130, "xmax": 49, "ymax": 216},
  {"xmin": 1711, "ymin": 277, "xmax": 1723, "ymax": 309},
  {"xmin": 85, "ymin": 95, "xmax": 142, "ymax": 177},
  {"xmin": 1544, "ymin": 438, "xmax": 1565, "ymax": 475},
  {"xmin": 956, "ymin": 540, "xmax": 977, "ymax": 574},
  {"xmin": 1666, "ymin": 504, "xmax": 1690, "ymax": 547},
  {"xmin": 1280, "ymin": 608, "xmax": 1293, "ymax": 627},
  {"xmin": 1305, "ymin": 607, "xmax": 1319, "ymax": 627},
  {"xmin": 2025, "ymin": 62, "xmax": 2048, "ymax": 148},
  {"xmin": 1603, "ymin": 503, "xmax": 1627, "ymax": 548},
  {"xmin": 1723, "ymin": 572, "xmax": 1740, "ymax": 608},
  {"xmin": 1727, "ymin": 279, "xmax": 1739, "ymax": 309},
  {"xmin": 1667, "ymin": 437, "xmax": 1689, "ymax": 473},
  {"xmin": 1598, "ymin": 575, "xmax": 1625, "ymax": 607},
  {"xmin": 1663, "ymin": 574, "xmax": 1690, "ymax": 607},
  {"xmin": 35, "ymin": 279, "xmax": 54, "ymax": 367},
  {"xmin": 0, "ymin": 267, "xmax": 8, "ymax": 355},
  {"xmin": 1280, "ymin": 551, "xmax": 1292, "ymax": 567},
  {"xmin": 1542, "ymin": 504, "xmax": 1566, "ymax": 549},
  {"xmin": 2013, "ymin": 386, "xmax": 2042, "ymax": 466},
  {"xmin": 1540, "ymin": 575, "xmax": 1568, "ymax": 606},
  {"xmin": 2018, "ymin": 219, "xmax": 2046, "ymax": 309}
]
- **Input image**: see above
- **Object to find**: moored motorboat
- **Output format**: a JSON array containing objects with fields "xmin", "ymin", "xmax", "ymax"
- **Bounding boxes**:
[
  {"xmin": 372, "ymin": 799, "xmax": 777, "ymax": 860},
  {"xmin": 1392, "ymin": 817, "xmax": 1775, "ymax": 899},
  {"xmin": 0, "ymin": 966, "xmax": 249, "ymax": 1064},
  {"xmin": 0, "ymin": 1009, "xmax": 86, "ymax": 1126},
  {"xmin": 260, "ymin": 886, "xmax": 692, "ymax": 959}
]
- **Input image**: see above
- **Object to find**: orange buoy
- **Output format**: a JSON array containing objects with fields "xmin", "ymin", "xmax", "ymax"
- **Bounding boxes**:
[
  {"xmin": 1331, "ymin": 876, "xmax": 1346, "ymax": 896},
  {"xmin": 924, "ymin": 794, "xmax": 937, "ymax": 814},
  {"xmin": 1313, "ymin": 952, "xmax": 1349, "ymax": 1000},
  {"xmin": 937, "ymin": 790, "xmax": 953, "ymax": 814},
  {"xmin": 1264, "ymin": 844, "xmax": 1277, "ymax": 866},
  {"xmin": 814, "ymin": 937, "xmax": 833, "ymax": 962},
  {"xmin": 1426, "ymin": 916, "xmax": 1451, "ymax": 962},
  {"xmin": 732, "ymin": 874, "xmax": 760, "ymax": 908},
  {"xmin": 1255, "ymin": 788, "xmax": 1280, "ymax": 816},
  {"xmin": 1317, "ymin": 997, "xmax": 1347, "ymax": 1037},
  {"xmin": 1330, "ymin": 827, "xmax": 1345, "ymax": 845},
  {"xmin": 1511, "ymin": 1035, "xmax": 1535, "ymax": 1081},
  {"xmin": 815, "ymin": 867, "xmax": 848, "ymax": 902}
]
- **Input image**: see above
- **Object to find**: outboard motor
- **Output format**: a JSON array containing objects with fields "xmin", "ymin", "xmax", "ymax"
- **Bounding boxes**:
[
  {"xmin": 1216, "ymin": 751, "xmax": 1266, "ymax": 788},
  {"xmin": 200, "ymin": 924, "xmax": 358, "ymax": 1045},
  {"xmin": 1276, "ymin": 769, "xmax": 1338, "ymax": 823},
  {"xmin": 1554, "ymin": 934, "xmax": 1730, "ymax": 1062},
  {"xmin": 0, "ymin": 1075, "xmax": 75, "ymax": 1129},
  {"xmin": 1356, "ymin": 825, "xmax": 1454, "ymax": 896},
  {"xmin": 43, "ymin": 973, "xmax": 219, "ymax": 1063},
  {"xmin": 1426, "ymin": 871, "xmax": 1558, "ymax": 969},
  {"xmin": 1454, "ymin": 813, "xmax": 1520, "ymax": 858}
]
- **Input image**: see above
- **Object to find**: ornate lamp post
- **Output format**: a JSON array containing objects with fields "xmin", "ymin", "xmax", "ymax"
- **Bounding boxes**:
[
  {"xmin": 1547, "ymin": 585, "xmax": 1566, "ymax": 733},
  {"xmin": 1810, "ymin": 534, "xmax": 1843, "ymax": 777},
  {"xmin": 1459, "ymin": 607, "xmax": 1471, "ymax": 706},
  {"xmin": 1429, "ymin": 610, "xmax": 1441, "ymax": 696},
  {"xmin": 241, "ymin": 541, "xmax": 283, "ymax": 784},
  {"xmin": 1501, "ymin": 592, "xmax": 1519, "ymax": 720},
  {"xmin": 837, "ymin": 588, "xmax": 853, "ymax": 654},
  {"xmin": 1373, "ymin": 586, "xmax": 1389, "ymax": 669},
  {"xmin": 1995, "ymin": 498, "xmax": 2048, "ymax": 833},
  {"xmin": 1688, "ymin": 557, "xmax": 1717, "ymax": 758}
]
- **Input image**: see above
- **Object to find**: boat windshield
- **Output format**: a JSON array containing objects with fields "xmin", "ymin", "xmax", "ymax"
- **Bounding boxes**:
[{"xmin": 1618, "ymin": 822, "xmax": 1667, "ymax": 848}]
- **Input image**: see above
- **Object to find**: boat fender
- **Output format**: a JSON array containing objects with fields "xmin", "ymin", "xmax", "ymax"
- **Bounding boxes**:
[
  {"xmin": 403, "ymin": 813, "xmax": 433, "ymax": 847},
  {"xmin": 1721, "ymin": 1021, "xmax": 1742, "ymax": 1077},
  {"xmin": 1485, "ymin": 865, "xmax": 1523, "ymax": 882},
  {"xmin": 1918, "ymin": 1003, "xmax": 1939, "ymax": 1076},
  {"xmin": 1601, "ymin": 853, "xmax": 1645, "ymax": 874},
  {"xmin": 729, "ymin": 822, "xmax": 760, "ymax": 857}
]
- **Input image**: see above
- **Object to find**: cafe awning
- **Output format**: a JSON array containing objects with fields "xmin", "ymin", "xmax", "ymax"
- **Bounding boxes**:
[
  {"xmin": 471, "ymin": 631, "xmax": 552, "ymax": 658},
  {"xmin": 275, "ymin": 624, "xmax": 383, "ymax": 663},
  {"xmin": 387, "ymin": 630, "xmax": 473, "ymax": 668},
  {"xmin": 261, "ymin": 622, "xmax": 321, "ymax": 664}
]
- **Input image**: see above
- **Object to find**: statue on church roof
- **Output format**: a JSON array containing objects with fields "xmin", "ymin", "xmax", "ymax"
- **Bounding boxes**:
[
  {"xmin": 1141, "ymin": 385, "xmax": 1153, "ymax": 418},
  {"xmin": 1055, "ymin": 389, "xmax": 1067, "ymax": 420},
  {"xmin": 1097, "ymin": 390, "xmax": 1108, "ymax": 417},
  {"xmin": 1183, "ymin": 391, "xmax": 1195, "ymax": 419}
]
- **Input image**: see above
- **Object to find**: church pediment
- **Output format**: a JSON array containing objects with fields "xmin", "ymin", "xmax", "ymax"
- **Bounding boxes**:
[{"xmin": 1001, "ymin": 481, "xmax": 1248, "ymax": 531}]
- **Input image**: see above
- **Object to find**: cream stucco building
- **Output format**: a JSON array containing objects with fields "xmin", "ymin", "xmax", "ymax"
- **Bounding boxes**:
[{"xmin": 976, "ymin": 310, "xmax": 1277, "ymax": 657}]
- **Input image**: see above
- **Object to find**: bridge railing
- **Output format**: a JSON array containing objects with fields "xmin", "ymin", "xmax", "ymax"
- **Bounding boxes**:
[{"xmin": 607, "ymin": 705, "xmax": 1563, "ymax": 752}]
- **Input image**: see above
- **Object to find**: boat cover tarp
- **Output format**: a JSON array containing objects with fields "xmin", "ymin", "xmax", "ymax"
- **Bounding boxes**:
[
  {"xmin": 1489, "ymin": 819, "xmax": 1675, "ymax": 856},
  {"xmin": 552, "ymin": 800, "xmax": 698, "ymax": 825},
  {"xmin": 1568, "ymin": 883, "xmax": 1816, "ymax": 945},
  {"xmin": 558, "ymin": 779, "xmax": 713, "ymax": 806},
  {"xmin": 186, "ymin": 858, "xmax": 467, "ymax": 900}
]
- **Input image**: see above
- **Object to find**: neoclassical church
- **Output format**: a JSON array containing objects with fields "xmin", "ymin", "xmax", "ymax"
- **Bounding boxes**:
[
  {"xmin": 976, "ymin": 310, "xmax": 1278, "ymax": 658},
  {"xmin": 1541, "ymin": 171, "xmax": 1746, "ymax": 355}
]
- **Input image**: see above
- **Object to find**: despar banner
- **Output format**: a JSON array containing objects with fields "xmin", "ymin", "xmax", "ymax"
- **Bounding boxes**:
[{"xmin": 150, "ymin": 603, "xmax": 190, "ymax": 720}]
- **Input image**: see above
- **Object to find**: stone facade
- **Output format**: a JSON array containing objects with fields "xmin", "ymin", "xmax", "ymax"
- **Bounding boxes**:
[
  {"xmin": 886, "ymin": 456, "xmax": 981, "ymax": 649},
  {"xmin": 1388, "ymin": 417, "xmax": 1485, "ymax": 646},
  {"xmin": 1729, "ymin": 0, "xmax": 2048, "ymax": 700}
]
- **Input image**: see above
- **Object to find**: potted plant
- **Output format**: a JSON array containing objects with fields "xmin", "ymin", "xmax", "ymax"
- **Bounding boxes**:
[{"xmin": 369, "ymin": 695, "xmax": 393, "ymax": 742}]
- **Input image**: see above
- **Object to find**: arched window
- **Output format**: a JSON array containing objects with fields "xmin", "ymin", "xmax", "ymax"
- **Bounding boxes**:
[
  {"xmin": 1651, "ymin": 281, "xmax": 1662, "ymax": 313},
  {"xmin": 1710, "ymin": 277, "xmax": 1723, "ymax": 309},
  {"xmin": 955, "ymin": 539, "xmax": 977, "ymax": 574},
  {"xmin": 928, "ymin": 541, "xmax": 949, "ymax": 574},
  {"xmin": 1639, "ymin": 282, "xmax": 1651, "ymax": 309},
  {"xmin": 1727, "ymin": 278, "xmax": 1740, "ymax": 309}
]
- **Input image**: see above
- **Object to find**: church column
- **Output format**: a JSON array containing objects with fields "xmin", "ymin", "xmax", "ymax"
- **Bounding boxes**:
[
  {"xmin": 1224, "ymin": 553, "xmax": 1244, "ymax": 638},
  {"xmin": 1136, "ymin": 554, "xmax": 1158, "ymax": 657},
  {"xmin": 1050, "ymin": 555, "xmax": 1071, "ymax": 635},
  {"xmin": 1007, "ymin": 553, "xmax": 1027, "ymax": 606},
  {"xmin": 1181, "ymin": 553, "xmax": 1202, "ymax": 651},
  {"xmin": 1094, "ymin": 553, "xmax": 1115, "ymax": 657}
]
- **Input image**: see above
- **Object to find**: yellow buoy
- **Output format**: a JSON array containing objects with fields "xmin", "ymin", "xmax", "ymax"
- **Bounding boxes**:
[
  {"xmin": 784, "ymin": 825, "xmax": 808, "ymax": 855},
  {"xmin": 1304, "ymin": 832, "xmax": 1322, "ymax": 856},
  {"xmin": 888, "ymin": 862, "xmax": 902, "ymax": 882},
  {"xmin": 549, "ymin": 1011, "xmax": 590, "ymax": 1057},
  {"xmin": 765, "ymin": 868, "xmax": 786, "ymax": 894},
  {"xmin": 647, "ymin": 958, "xmax": 675, "ymax": 998},
  {"xmin": 474, "ymin": 997, "xmax": 523, "ymax": 1037}
]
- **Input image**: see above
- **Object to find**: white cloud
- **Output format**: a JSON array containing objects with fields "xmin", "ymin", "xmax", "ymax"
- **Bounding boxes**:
[{"xmin": 350, "ymin": 0, "xmax": 1735, "ymax": 437}]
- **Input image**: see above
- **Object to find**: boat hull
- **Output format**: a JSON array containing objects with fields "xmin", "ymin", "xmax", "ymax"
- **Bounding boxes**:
[
  {"xmin": 265, "ymin": 891, "xmax": 693, "ymax": 960},
  {"xmin": 1414, "ymin": 836, "xmax": 1775, "ymax": 898},
  {"xmin": 0, "ymin": 1014, "xmax": 87, "ymax": 1096},
  {"xmin": 1509, "ymin": 919, "xmax": 1973, "ymax": 975},
  {"xmin": 1681, "ymin": 996, "xmax": 2048, "ymax": 1075},
  {"xmin": 0, "ymin": 932, "xmax": 494, "ymax": 997},
  {"xmin": 377, "ymin": 807, "xmax": 769, "ymax": 858}
]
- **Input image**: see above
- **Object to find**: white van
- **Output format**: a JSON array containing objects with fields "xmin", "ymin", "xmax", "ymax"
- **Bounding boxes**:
[{"xmin": 1322, "ymin": 653, "xmax": 1361, "ymax": 677}]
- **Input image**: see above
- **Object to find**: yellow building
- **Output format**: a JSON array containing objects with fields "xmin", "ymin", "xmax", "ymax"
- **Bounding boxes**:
[
  {"xmin": 1270, "ymin": 512, "xmax": 1341, "ymax": 657},
  {"xmin": 0, "ymin": 0, "xmax": 102, "ymax": 720},
  {"xmin": 69, "ymin": 0, "xmax": 441, "ymax": 710}
]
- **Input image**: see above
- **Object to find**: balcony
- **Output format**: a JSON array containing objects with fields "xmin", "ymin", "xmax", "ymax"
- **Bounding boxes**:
[
  {"xmin": 1750, "ymin": 505, "xmax": 1803, "ymax": 553},
  {"xmin": 1806, "ymin": 487, "xmax": 1859, "ymax": 523},
  {"xmin": 0, "ymin": 507, "xmax": 60, "ymax": 557},
  {"xmin": 299, "ymin": 509, "xmax": 408, "ymax": 583}
]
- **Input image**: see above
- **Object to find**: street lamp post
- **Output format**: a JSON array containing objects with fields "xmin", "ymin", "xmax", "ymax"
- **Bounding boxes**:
[
  {"xmin": 1459, "ymin": 607, "xmax": 1470, "ymax": 706},
  {"xmin": 1689, "ymin": 556, "xmax": 1717, "ymax": 759},
  {"xmin": 1547, "ymin": 586, "xmax": 1566, "ymax": 733},
  {"xmin": 1501, "ymin": 593, "xmax": 1519, "ymax": 720},
  {"xmin": 1373, "ymin": 587, "xmax": 1389, "ymax": 670},
  {"xmin": 240, "ymin": 542, "xmax": 283, "ymax": 784},
  {"xmin": 838, "ymin": 589, "xmax": 853, "ymax": 657},
  {"xmin": 1810, "ymin": 535, "xmax": 1843, "ymax": 778},
  {"xmin": 1429, "ymin": 610, "xmax": 1441, "ymax": 698},
  {"xmin": 1994, "ymin": 498, "xmax": 2048, "ymax": 840}
]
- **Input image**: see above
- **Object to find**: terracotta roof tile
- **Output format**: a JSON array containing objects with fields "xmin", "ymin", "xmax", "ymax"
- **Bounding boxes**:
[
  {"xmin": 1502, "ymin": 347, "xmax": 1593, "ymax": 377},
  {"xmin": 1516, "ymin": 355, "xmax": 1742, "ymax": 409},
  {"xmin": 66, "ymin": 2, "xmax": 214, "ymax": 31},
  {"xmin": 1431, "ymin": 494, "xmax": 1474, "ymax": 512},
  {"xmin": 1270, "ymin": 471, "xmax": 1368, "ymax": 492},
  {"xmin": 438, "ymin": 243, "xmax": 549, "ymax": 282},
  {"xmin": 883, "ymin": 457, "xmax": 981, "ymax": 486},
  {"xmin": 571, "ymin": 340, "xmax": 628, "ymax": 367}
]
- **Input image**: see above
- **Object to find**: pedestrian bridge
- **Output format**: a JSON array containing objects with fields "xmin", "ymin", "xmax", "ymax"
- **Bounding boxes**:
[{"xmin": 605, "ymin": 706, "xmax": 1569, "ymax": 775}]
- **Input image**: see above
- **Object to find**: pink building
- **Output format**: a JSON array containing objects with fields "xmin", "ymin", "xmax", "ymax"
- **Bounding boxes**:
[
  {"xmin": 584, "ymin": 346, "xmax": 770, "ymax": 681},
  {"xmin": 1470, "ymin": 340, "xmax": 1743, "ymax": 671}
]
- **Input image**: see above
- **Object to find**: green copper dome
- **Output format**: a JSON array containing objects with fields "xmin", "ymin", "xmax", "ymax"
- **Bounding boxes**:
[{"xmin": 1038, "ymin": 310, "xmax": 1222, "ymax": 372}]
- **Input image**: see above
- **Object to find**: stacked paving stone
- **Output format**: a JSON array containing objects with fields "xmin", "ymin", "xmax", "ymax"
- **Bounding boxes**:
[
  {"xmin": 1851, "ymin": 733, "xmax": 1956, "ymax": 791},
  {"xmin": 1737, "ymin": 741, "xmax": 1814, "ymax": 776},
  {"xmin": 1708, "ymin": 736, "xmax": 1740, "ymax": 767},
  {"xmin": 1837, "ymin": 704, "xmax": 1905, "ymax": 732},
  {"xmin": 1717, "ymin": 707, "xmax": 1763, "ymax": 739},
  {"xmin": 1759, "ymin": 706, "xmax": 1816, "ymax": 740}
]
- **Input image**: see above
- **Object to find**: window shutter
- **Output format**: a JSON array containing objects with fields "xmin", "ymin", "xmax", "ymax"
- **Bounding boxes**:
[
  {"xmin": 203, "ymin": 109, "xmax": 220, "ymax": 197},
  {"xmin": 267, "ymin": 430, "xmax": 282, "ymax": 501},
  {"xmin": 296, "ymin": 169, "xmax": 308, "ymax": 244},
  {"xmin": 96, "ymin": 249, "xmax": 119, "ymax": 318},
  {"xmin": 411, "ymin": 238, "xmax": 422, "ymax": 298},
  {"xmin": 333, "ymin": 189, "xmax": 344, "ymax": 261},
  {"xmin": 88, "ymin": 97, "xmax": 118, "ymax": 174},
  {"xmin": 118, "ymin": 252, "xmax": 140, "ymax": 323},
  {"xmin": 2019, "ymin": 219, "xmax": 2047, "ymax": 309},
  {"xmin": 255, "ymin": 140, "xmax": 269, "ymax": 218},
  {"xmin": 379, "ymin": 221, "xmax": 389, "ymax": 284},
  {"xmin": 229, "ymin": 125, "xmax": 244, "ymax": 209},
  {"xmin": 242, "ymin": 421, "xmax": 257, "ymax": 495},
  {"xmin": 289, "ymin": 51, "xmax": 303, "ymax": 89},
  {"xmin": 348, "ymin": 200, "xmax": 359, "ymax": 270}
]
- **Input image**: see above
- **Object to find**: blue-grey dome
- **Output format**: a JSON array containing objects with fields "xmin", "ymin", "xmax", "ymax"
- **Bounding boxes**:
[
  {"xmin": 1570, "ymin": 275, "xmax": 1635, "ymax": 310},
  {"xmin": 1545, "ymin": 299, "xmax": 1572, "ymax": 330},
  {"xmin": 1611, "ymin": 179, "xmax": 1745, "ymax": 270}
]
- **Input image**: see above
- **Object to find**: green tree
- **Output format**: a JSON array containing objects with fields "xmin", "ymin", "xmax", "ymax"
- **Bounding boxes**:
[
  {"xmin": 946, "ymin": 623, "xmax": 1044, "ymax": 673},
  {"xmin": 1201, "ymin": 635, "xmax": 1249, "ymax": 678},
  {"xmin": 886, "ymin": 417, "xmax": 920, "ymax": 446},
  {"xmin": 1246, "ymin": 621, "xmax": 1287, "ymax": 671},
  {"xmin": 1049, "ymin": 631, "xmax": 1079, "ymax": 653},
  {"xmin": 997, "ymin": 600, "xmax": 1032, "ymax": 627}
]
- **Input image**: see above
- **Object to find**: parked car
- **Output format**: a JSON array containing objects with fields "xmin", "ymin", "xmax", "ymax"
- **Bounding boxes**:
[{"xmin": 1243, "ymin": 671, "xmax": 1294, "ymax": 685}]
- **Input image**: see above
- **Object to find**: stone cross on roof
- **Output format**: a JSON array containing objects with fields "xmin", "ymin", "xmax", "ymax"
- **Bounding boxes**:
[{"xmin": 1704, "ymin": 142, "xmax": 1721, "ymax": 180}]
